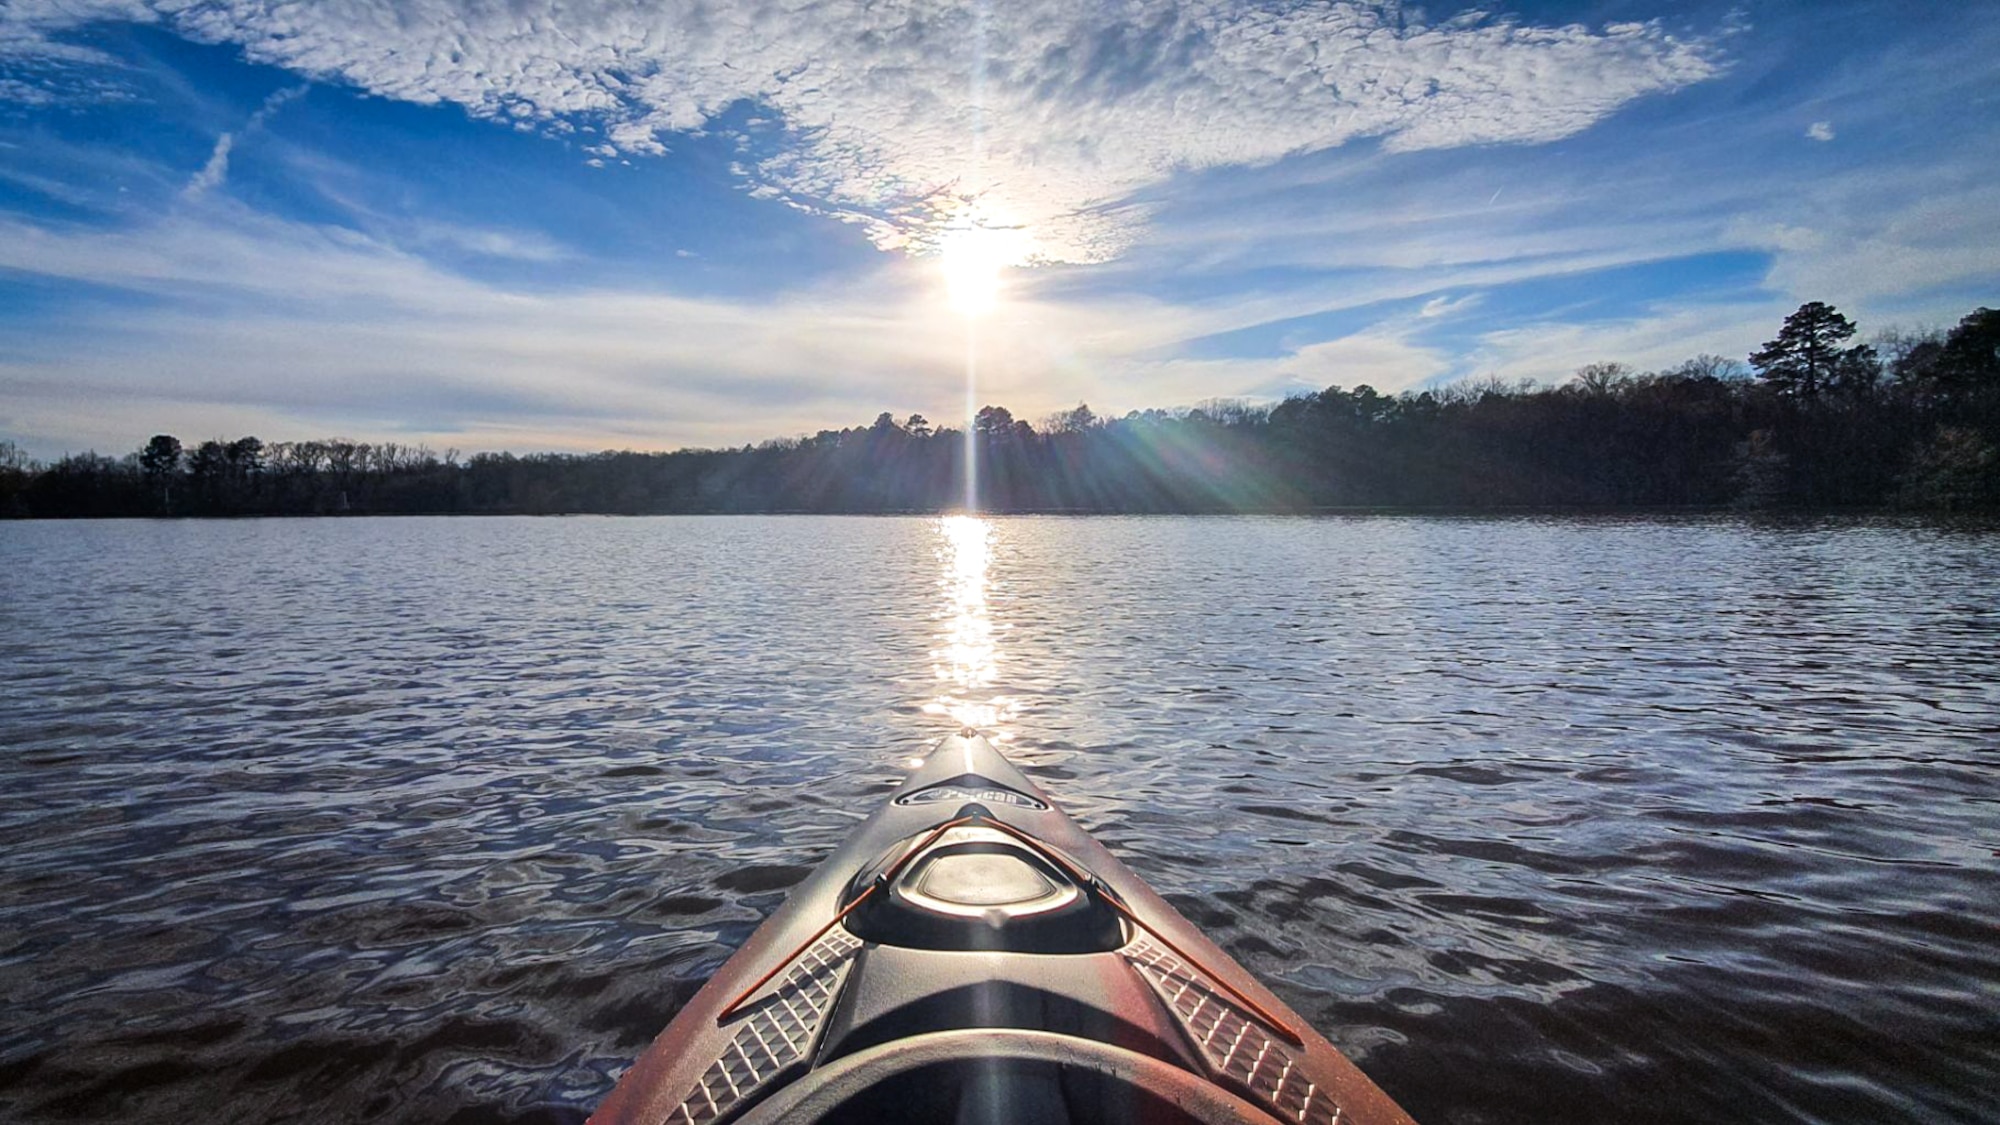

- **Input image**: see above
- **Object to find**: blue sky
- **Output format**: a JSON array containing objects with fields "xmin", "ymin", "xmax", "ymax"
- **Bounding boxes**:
[{"xmin": 1, "ymin": 0, "xmax": 1995, "ymax": 458}]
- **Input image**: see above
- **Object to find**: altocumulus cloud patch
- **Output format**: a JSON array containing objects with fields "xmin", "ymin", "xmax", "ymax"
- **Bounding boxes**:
[{"xmin": 3, "ymin": 1, "xmax": 1723, "ymax": 262}]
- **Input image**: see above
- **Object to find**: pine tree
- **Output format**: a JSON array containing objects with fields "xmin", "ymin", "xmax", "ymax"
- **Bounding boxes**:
[
  {"xmin": 138, "ymin": 433, "xmax": 183, "ymax": 513},
  {"xmin": 1936, "ymin": 308, "xmax": 2000, "ymax": 394},
  {"xmin": 1750, "ymin": 302, "xmax": 1860, "ymax": 398}
]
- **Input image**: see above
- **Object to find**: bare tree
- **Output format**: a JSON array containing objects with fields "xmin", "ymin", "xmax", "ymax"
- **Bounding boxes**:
[
  {"xmin": 1043, "ymin": 402, "xmax": 1099, "ymax": 433},
  {"xmin": 1664, "ymin": 354, "xmax": 1748, "ymax": 382},
  {"xmin": 1571, "ymin": 361, "xmax": 1634, "ymax": 396}
]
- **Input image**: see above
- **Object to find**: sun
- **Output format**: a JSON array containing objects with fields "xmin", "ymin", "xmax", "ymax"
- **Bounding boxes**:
[{"xmin": 938, "ymin": 226, "xmax": 1020, "ymax": 317}]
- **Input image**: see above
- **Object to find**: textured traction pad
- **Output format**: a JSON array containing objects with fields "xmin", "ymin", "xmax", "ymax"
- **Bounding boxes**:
[
  {"xmin": 669, "ymin": 928, "xmax": 863, "ymax": 1125},
  {"xmin": 1126, "ymin": 938, "xmax": 1343, "ymax": 1125}
]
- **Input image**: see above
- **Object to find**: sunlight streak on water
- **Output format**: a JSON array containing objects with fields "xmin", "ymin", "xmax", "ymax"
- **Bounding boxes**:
[{"xmin": 924, "ymin": 514, "xmax": 1014, "ymax": 737}]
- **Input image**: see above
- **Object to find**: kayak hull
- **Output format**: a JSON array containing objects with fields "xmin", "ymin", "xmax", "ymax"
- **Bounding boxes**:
[{"xmin": 592, "ymin": 734, "xmax": 1417, "ymax": 1125}]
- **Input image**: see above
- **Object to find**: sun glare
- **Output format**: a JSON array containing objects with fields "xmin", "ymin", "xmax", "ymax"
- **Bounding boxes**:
[{"xmin": 939, "ymin": 226, "xmax": 1019, "ymax": 317}]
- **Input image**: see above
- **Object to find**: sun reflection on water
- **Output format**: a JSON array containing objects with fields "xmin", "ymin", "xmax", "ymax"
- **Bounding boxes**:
[{"xmin": 924, "ymin": 514, "xmax": 1015, "ymax": 737}]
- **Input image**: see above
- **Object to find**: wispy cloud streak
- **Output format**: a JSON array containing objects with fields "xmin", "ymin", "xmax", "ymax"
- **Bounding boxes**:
[{"xmin": 182, "ymin": 83, "xmax": 306, "ymax": 199}]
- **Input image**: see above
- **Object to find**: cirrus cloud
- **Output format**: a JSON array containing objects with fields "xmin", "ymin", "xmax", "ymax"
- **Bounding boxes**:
[{"xmin": 3, "ymin": 0, "xmax": 1724, "ymax": 262}]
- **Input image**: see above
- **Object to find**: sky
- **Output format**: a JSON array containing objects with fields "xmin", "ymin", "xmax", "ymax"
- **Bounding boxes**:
[{"xmin": 1, "ymin": 0, "xmax": 1996, "ymax": 458}]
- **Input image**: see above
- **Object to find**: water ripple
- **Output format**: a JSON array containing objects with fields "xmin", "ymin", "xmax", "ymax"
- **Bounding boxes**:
[{"xmin": 1, "ymin": 514, "xmax": 1996, "ymax": 1123}]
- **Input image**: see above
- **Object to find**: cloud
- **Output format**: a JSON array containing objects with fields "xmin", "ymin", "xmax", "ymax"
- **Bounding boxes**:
[
  {"xmin": 1730, "ymin": 178, "xmax": 2000, "ymax": 309},
  {"xmin": 1284, "ymin": 330, "xmax": 1452, "ymax": 394},
  {"xmin": 0, "ymin": 76, "xmax": 56, "ymax": 104},
  {"xmin": 1806, "ymin": 120, "xmax": 1834, "ymax": 141},
  {"xmin": 5, "ymin": 1, "xmax": 1725, "ymax": 262},
  {"xmin": 401, "ymin": 220, "xmax": 571, "ymax": 262},
  {"xmin": 1420, "ymin": 293, "xmax": 1483, "ymax": 320},
  {"xmin": 0, "ymin": 204, "xmax": 1241, "ymax": 456},
  {"xmin": 1251, "ymin": 293, "xmax": 1477, "ymax": 397},
  {"xmin": 183, "ymin": 133, "xmax": 236, "ymax": 198},
  {"xmin": 1463, "ymin": 302, "xmax": 1783, "ymax": 386},
  {"xmin": 0, "ymin": 0, "xmax": 155, "ymax": 65},
  {"xmin": 182, "ymin": 84, "xmax": 307, "ymax": 198}
]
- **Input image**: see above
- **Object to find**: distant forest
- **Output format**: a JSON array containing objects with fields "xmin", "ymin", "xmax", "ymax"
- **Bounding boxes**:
[{"xmin": 6, "ymin": 303, "xmax": 1997, "ymax": 518}]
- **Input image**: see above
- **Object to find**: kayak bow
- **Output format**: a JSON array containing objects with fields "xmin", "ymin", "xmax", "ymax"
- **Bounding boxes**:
[{"xmin": 592, "ymin": 733, "xmax": 1417, "ymax": 1125}]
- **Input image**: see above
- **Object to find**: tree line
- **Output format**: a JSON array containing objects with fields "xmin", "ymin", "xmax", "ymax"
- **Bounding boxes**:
[{"xmin": 4, "ymin": 302, "xmax": 1995, "ymax": 518}]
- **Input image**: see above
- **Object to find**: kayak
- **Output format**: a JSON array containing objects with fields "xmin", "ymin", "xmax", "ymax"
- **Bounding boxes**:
[{"xmin": 591, "ymin": 732, "xmax": 1418, "ymax": 1125}]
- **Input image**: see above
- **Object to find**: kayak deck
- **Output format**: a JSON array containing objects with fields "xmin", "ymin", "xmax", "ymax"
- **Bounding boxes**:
[{"xmin": 592, "ymin": 734, "xmax": 1417, "ymax": 1125}]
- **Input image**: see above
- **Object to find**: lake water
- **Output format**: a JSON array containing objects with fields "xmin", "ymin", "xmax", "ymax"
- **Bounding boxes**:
[{"xmin": 1, "ymin": 514, "xmax": 1996, "ymax": 1124}]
